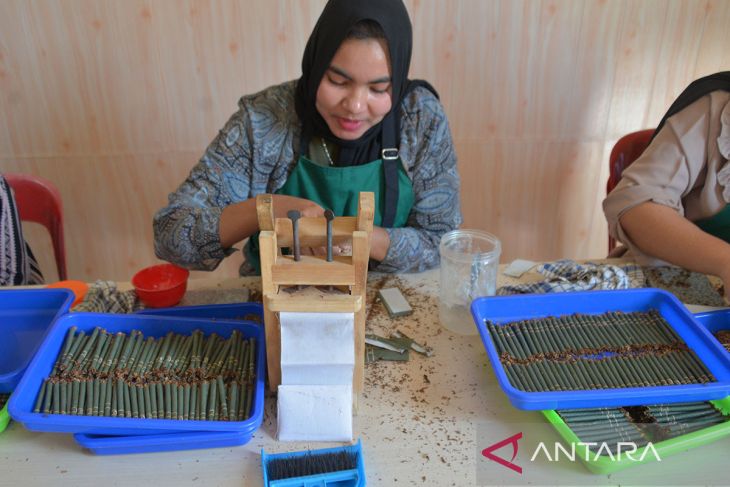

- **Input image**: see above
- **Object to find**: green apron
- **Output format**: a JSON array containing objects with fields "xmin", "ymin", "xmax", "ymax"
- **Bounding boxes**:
[
  {"xmin": 244, "ymin": 154, "xmax": 414, "ymax": 273},
  {"xmin": 696, "ymin": 205, "xmax": 730, "ymax": 242}
]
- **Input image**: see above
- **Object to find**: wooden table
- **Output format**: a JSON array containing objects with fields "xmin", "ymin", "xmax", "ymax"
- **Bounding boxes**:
[{"xmin": 2, "ymin": 263, "xmax": 729, "ymax": 486}]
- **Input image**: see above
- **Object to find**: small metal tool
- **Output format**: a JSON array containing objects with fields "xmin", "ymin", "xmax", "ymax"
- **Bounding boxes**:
[
  {"xmin": 391, "ymin": 330, "xmax": 433, "ymax": 357},
  {"xmin": 365, "ymin": 334, "xmax": 407, "ymax": 354},
  {"xmin": 287, "ymin": 210, "xmax": 301, "ymax": 261},
  {"xmin": 324, "ymin": 209, "xmax": 334, "ymax": 262}
]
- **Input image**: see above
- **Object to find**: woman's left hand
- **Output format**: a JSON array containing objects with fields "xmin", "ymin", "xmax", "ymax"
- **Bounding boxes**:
[
  {"xmin": 301, "ymin": 227, "xmax": 388, "ymax": 260},
  {"xmin": 303, "ymin": 242, "xmax": 352, "ymax": 256}
]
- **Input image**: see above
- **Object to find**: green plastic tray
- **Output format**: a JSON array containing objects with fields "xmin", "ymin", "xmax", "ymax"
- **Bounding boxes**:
[
  {"xmin": 0, "ymin": 401, "xmax": 9, "ymax": 434},
  {"xmin": 542, "ymin": 397, "xmax": 730, "ymax": 474}
]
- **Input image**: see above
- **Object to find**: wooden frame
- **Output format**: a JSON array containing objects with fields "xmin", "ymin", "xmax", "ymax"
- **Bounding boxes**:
[{"xmin": 257, "ymin": 192, "xmax": 374, "ymax": 393}]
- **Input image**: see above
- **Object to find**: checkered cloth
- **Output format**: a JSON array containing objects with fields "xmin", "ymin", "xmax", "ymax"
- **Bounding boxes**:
[
  {"xmin": 0, "ymin": 175, "xmax": 44, "ymax": 286},
  {"xmin": 72, "ymin": 280, "xmax": 144, "ymax": 313},
  {"xmin": 497, "ymin": 260, "xmax": 646, "ymax": 295}
]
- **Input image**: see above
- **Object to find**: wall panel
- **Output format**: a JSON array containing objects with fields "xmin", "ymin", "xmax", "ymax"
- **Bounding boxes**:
[{"xmin": 0, "ymin": 0, "xmax": 726, "ymax": 281}]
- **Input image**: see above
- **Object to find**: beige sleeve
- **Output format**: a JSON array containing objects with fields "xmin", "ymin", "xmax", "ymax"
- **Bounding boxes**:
[{"xmin": 602, "ymin": 96, "xmax": 713, "ymax": 262}]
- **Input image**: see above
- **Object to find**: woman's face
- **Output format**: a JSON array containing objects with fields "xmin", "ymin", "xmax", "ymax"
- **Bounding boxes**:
[{"xmin": 316, "ymin": 37, "xmax": 392, "ymax": 141}]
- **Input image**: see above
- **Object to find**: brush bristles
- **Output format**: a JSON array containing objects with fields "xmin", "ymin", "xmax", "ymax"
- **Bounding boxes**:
[{"xmin": 266, "ymin": 450, "xmax": 358, "ymax": 481}]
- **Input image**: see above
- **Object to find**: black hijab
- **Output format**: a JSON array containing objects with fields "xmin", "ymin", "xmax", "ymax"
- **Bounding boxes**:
[
  {"xmin": 295, "ymin": 0, "xmax": 436, "ymax": 166},
  {"xmin": 651, "ymin": 71, "xmax": 730, "ymax": 141}
]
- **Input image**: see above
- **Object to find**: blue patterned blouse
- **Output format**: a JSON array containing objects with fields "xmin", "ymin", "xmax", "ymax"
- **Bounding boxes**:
[{"xmin": 153, "ymin": 81, "xmax": 462, "ymax": 274}]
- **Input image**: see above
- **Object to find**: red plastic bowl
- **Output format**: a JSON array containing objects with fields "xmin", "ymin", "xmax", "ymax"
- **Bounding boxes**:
[{"xmin": 131, "ymin": 263, "xmax": 189, "ymax": 308}]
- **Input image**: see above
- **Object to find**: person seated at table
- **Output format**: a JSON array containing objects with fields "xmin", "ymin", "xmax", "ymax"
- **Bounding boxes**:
[
  {"xmin": 0, "ymin": 174, "xmax": 44, "ymax": 286},
  {"xmin": 603, "ymin": 72, "xmax": 730, "ymax": 291},
  {"xmin": 153, "ymin": 0, "xmax": 461, "ymax": 275}
]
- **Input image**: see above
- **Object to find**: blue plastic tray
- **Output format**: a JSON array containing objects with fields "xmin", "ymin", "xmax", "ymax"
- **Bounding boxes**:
[
  {"xmin": 74, "ymin": 429, "xmax": 255, "ymax": 455},
  {"xmin": 472, "ymin": 288, "xmax": 730, "ymax": 410},
  {"xmin": 0, "ymin": 289, "xmax": 74, "ymax": 393},
  {"xmin": 9, "ymin": 312, "xmax": 265, "ymax": 435},
  {"xmin": 138, "ymin": 302, "xmax": 263, "ymax": 322},
  {"xmin": 73, "ymin": 303, "xmax": 265, "ymax": 454}
]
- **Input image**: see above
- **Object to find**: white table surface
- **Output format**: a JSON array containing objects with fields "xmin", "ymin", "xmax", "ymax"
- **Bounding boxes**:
[{"xmin": 2, "ymin": 264, "xmax": 730, "ymax": 486}]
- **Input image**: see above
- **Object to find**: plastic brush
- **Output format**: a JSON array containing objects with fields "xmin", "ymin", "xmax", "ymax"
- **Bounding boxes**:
[
  {"xmin": 266, "ymin": 450, "xmax": 357, "ymax": 481},
  {"xmin": 262, "ymin": 439, "xmax": 365, "ymax": 486}
]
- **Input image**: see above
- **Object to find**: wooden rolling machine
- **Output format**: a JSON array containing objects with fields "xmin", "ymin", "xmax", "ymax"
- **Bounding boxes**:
[{"xmin": 256, "ymin": 192, "xmax": 374, "ymax": 394}]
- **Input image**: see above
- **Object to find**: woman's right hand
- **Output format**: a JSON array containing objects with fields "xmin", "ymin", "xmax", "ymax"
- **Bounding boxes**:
[
  {"xmin": 271, "ymin": 196, "xmax": 332, "ymax": 256},
  {"xmin": 220, "ymin": 195, "xmax": 325, "ymax": 248},
  {"xmin": 718, "ymin": 268, "xmax": 730, "ymax": 302},
  {"xmin": 271, "ymin": 195, "xmax": 325, "ymax": 219},
  {"xmin": 621, "ymin": 202, "xmax": 730, "ymax": 304}
]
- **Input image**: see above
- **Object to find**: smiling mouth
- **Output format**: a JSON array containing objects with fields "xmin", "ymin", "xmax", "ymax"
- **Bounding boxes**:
[{"xmin": 336, "ymin": 117, "xmax": 364, "ymax": 131}]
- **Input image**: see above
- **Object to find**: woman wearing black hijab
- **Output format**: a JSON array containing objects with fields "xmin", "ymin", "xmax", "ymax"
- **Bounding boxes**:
[
  {"xmin": 604, "ymin": 72, "xmax": 730, "ymax": 293},
  {"xmin": 154, "ymin": 0, "xmax": 462, "ymax": 274}
]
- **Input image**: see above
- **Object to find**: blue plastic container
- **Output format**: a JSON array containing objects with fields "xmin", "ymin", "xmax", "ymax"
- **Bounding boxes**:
[
  {"xmin": 262, "ymin": 439, "xmax": 365, "ymax": 487},
  {"xmin": 74, "ymin": 429, "xmax": 255, "ymax": 455},
  {"xmin": 693, "ymin": 309, "xmax": 730, "ymax": 339},
  {"xmin": 0, "ymin": 289, "xmax": 74, "ymax": 393},
  {"xmin": 72, "ymin": 303, "xmax": 266, "ymax": 454},
  {"xmin": 472, "ymin": 288, "xmax": 730, "ymax": 410},
  {"xmin": 9, "ymin": 312, "xmax": 265, "ymax": 436}
]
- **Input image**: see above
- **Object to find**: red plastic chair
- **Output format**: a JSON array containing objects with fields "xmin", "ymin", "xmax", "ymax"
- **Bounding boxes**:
[
  {"xmin": 606, "ymin": 129, "xmax": 655, "ymax": 252},
  {"xmin": 4, "ymin": 174, "xmax": 67, "ymax": 280}
]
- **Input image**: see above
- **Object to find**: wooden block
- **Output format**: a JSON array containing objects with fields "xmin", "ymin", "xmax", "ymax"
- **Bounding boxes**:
[
  {"xmin": 265, "ymin": 292, "xmax": 362, "ymax": 313},
  {"xmin": 275, "ymin": 217, "xmax": 358, "ymax": 248},
  {"xmin": 357, "ymin": 192, "xmax": 374, "ymax": 233},
  {"xmin": 271, "ymin": 258, "xmax": 355, "ymax": 285},
  {"xmin": 264, "ymin": 307, "xmax": 281, "ymax": 391},
  {"xmin": 256, "ymin": 194, "xmax": 274, "ymax": 231}
]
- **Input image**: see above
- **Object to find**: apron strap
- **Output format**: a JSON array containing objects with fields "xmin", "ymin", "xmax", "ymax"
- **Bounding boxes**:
[
  {"xmin": 299, "ymin": 130, "xmax": 310, "ymax": 159},
  {"xmin": 381, "ymin": 114, "xmax": 400, "ymax": 228}
]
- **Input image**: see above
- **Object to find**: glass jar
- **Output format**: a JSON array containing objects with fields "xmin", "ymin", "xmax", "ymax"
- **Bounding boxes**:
[{"xmin": 439, "ymin": 230, "xmax": 501, "ymax": 335}]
